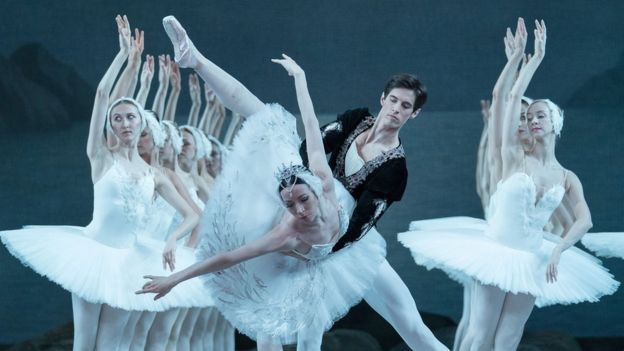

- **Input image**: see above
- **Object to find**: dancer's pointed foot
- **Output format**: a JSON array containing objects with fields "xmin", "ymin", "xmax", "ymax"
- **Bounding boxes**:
[{"xmin": 162, "ymin": 15, "xmax": 198, "ymax": 69}]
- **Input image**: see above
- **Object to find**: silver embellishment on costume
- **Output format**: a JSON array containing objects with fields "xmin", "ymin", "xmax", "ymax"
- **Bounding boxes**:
[
  {"xmin": 335, "ymin": 116, "xmax": 405, "ymax": 192},
  {"xmin": 275, "ymin": 163, "xmax": 310, "ymax": 183},
  {"xmin": 321, "ymin": 121, "xmax": 342, "ymax": 139},
  {"xmin": 358, "ymin": 198, "xmax": 387, "ymax": 239}
]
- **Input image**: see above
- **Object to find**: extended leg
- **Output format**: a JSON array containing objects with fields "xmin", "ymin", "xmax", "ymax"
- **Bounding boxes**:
[
  {"xmin": 363, "ymin": 260, "xmax": 448, "ymax": 351},
  {"xmin": 163, "ymin": 16, "xmax": 265, "ymax": 117}
]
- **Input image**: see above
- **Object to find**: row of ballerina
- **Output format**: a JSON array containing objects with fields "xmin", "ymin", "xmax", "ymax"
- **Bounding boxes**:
[{"xmin": 1, "ymin": 14, "xmax": 622, "ymax": 351}]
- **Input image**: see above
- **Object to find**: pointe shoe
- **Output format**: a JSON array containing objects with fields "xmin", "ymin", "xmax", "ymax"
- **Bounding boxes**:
[{"xmin": 163, "ymin": 15, "xmax": 198, "ymax": 68}]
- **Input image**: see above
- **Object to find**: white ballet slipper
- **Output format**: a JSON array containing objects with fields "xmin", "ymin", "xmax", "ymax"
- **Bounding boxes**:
[{"xmin": 162, "ymin": 15, "xmax": 198, "ymax": 68}]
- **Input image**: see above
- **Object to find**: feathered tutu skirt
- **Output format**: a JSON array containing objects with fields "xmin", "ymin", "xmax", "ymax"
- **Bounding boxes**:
[
  {"xmin": 196, "ymin": 104, "xmax": 386, "ymax": 344},
  {"xmin": 399, "ymin": 217, "xmax": 619, "ymax": 307}
]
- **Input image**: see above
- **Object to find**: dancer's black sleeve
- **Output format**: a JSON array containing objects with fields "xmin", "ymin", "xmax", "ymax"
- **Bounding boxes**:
[{"xmin": 332, "ymin": 159, "xmax": 408, "ymax": 252}]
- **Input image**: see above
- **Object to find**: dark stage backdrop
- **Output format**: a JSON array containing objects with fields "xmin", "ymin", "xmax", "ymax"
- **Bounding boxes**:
[{"xmin": 1, "ymin": 0, "xmax": 623, "ymax": 345}]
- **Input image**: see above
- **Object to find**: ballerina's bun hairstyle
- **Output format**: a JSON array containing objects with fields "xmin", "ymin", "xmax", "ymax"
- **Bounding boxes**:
[
  {"xmin": 383, "ymin": 74, "xmax": 428, "ymax": 111},
  {"xmin": 105, "ymin": 97, "xmax": 147, "ymax": 141},
  {"xmin": 529, "ymin": 99, "xmax": 564, "ymax": 137},
  {"xmin": 143, "ymin": 110, "xmax": 166, "ymax": 148},
  {"xmin": 161, "ymin": 121, "xmax": 183, "ymax": 155}
]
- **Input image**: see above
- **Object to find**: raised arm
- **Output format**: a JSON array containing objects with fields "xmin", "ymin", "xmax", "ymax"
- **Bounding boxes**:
[
  {"xmin": 86, "ymin": 15, "xmax": 131, "ymax": 163},
  {"xmin": 197, "ymin": 83, "xmax": 215, "ymax": 133},
  {"xmin": 502, "ymin": 20, "xmax": 546, "ymax": 171},
  {"xmin": 476, "ymin": 99, "xmax": 491, "ymax": 210},
  {"xmin": 111, "ymin": 27, "xmax": 144, "ymax": 101},
  {"xmin": 223, "ymin": 112, "xmax": 241, "ymax": 145},
  {"xmin": 163, "ymin": 62, "xmax": 181, "ymax": 122},
  {"xmin": 137, "ymin": 223, "xmax": 292, "ymax": 299},
  {"xmin": 488, "ymin": 19, "xmax": 526, "ymax": 178},
  {"xmin": 151, "ymin": 55, "xmax": 171, "ymax": 119},
  {"xmin": 135, "ymin": 55, "xmax": 154, "ymax": 106},
  {"xmin": 273, "ymin": 54, "xmax": 333, "ymax": 188},
  {"xmin": 208, "ymin": 100, "xmax": 225, "ymax": 137},
  {"xmin": 212, "ymin": 103, "xmax": 227, "ymax": 140},
  {"xmin": 186, "ymin": 73, "xmax": 202, "ymax": 126}
]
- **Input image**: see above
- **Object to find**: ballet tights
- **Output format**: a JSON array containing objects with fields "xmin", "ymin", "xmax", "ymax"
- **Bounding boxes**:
[
  {"xmin": 363, "ymin": 260, "xmax": 449, "ymax": 351},
  {"xmin": 459, "ymin": 282, "xmax": 534, "ymax": 351}
]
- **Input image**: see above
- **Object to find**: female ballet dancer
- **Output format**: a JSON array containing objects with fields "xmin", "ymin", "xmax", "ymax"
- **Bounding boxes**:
[
  {"xmin": 411, "ymin": 21, "xmax": 539, "ymax": 351},
  {"xmin": 399, "ymin": 19, "xmax": 619, "ymax": 351},
  {"xmin": 136, "ymin": 17, "xmax": 399, "ymax": 351},
  {"xmin": 0, "ymin": 15, "xmax": 207, "ymax": 351},
  {"xmin": 146, "ymin": 16, "xmax": 447, "ymax": 350}
]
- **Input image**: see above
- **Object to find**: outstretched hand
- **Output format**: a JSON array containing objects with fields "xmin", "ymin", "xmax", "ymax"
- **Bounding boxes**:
[
  {"xmin": 116, "ymin": 15, "xmax": 132, "ymax": 53},
  {"xmin": 170, "ymin": 62, "xmax": 181, "ymax": 90},
  {"xmin": 140, "ymin": 55, "xmax": 155, "ymax": 85},
  {"xmin": 271, "ymin": 54, "xmax": 304, "ymax": 77},
  {"xmin": 189, "ymin": 73, "xmax": 201, "ymax": 101},
  {"xmin": 136, "ymin": 275, "xmax": 175, "ymax": 300},
  {"xmin": 204, "ymin": 83, "xmax": 216, "ymax": 104},
  {"xmin": 508, "ymin": 18, "xmax": 528, "ymax": 60},
  {"xmin": 158, "ymin": 55, "xmax": 171, "ymax": 84},
  {"xmin": 533, "ymin": 19, "xmax": 547, "ymax": 60},
  {"xmin": 130, "ymin": 28, "xmax": 145, "ymax": 61}
]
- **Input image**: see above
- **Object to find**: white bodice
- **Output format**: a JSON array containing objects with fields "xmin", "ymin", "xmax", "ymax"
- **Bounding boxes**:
[
  {"xmin": 486, "ymin": 172, "xmax": 565, "ymax": 251},
  {"xmin": 84, "ymin": 161, "xmax": 155, "ymax": 248},
  {"xmin": 291, "ymin": 185, "xmax": 352, "ymax": 261},
  {"xmin": 144, "ymin": 195, "xmax": 177, "ymax": 241},
  {"xmin": 345, "ymin": 141, "xmax": 365, "ymax": 176}
]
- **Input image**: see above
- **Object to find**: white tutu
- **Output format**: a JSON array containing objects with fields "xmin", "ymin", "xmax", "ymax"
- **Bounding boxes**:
[
  {"xmin": 1, "ymin": 163, "xmax": 212, "ymax": 311},
  {"xmin": 582, "ymin": 232, "xmax": 624, "ymax": 259},
  {"xmin": 197, "ymin": 104, "xmax": 386, "ymax": 343},
  {"xmin": 398, "ymin": 173, "xmax": 619, "ymax": 307}
]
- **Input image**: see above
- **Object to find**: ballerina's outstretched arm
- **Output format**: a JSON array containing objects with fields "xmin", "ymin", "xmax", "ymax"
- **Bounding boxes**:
[
  {"xmin": 164, "ymin": 62, "xmax": 181, "ymax": 122},
  {"xmin": 163, "ymin": 15, "xmax": 264, "ymax": 118},
  {"xmin": 135, "ymin": 54, "xmax": 154, "ymax": 107},
  {"xmin": 211, "ymin": 101, "xmax": 227, "ymax": 139},
  {"xmin": 272, "ymin": 54, "xmax": 334, "ymax": 193},
  {"xmin": 197, "ymin": 83, "xmax": 215, "ymax": 134},
  {"xmin": 488, "ymin": 18, "xmax": 527, "ymax": 184},
  {"xmin": 186, "ymin": 73, "xmax": 202, "ymax": 126},
  {"xmin": 110, "ymin": 27, "xmax": 144, "ymax": 101},
  {"xmin": 223, "ymin": 112, "xmax": 241, "ymax": 145},
  {"xmin": 86, "ymin": 16, "xmax": 131, "ymax": 176},
  {"xmin": 137, "ymin": 222, "xmax": 293, "ymax": 299},
  {"xmin": 501, "ymin": 20, "xmax": 546, "ymax": 176},
  {"xmin": 151, "ymin": 55, "xmax": 171, "ymax": 120}
]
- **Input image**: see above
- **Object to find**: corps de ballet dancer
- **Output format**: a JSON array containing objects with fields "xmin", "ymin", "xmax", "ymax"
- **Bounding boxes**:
[{"xmin": 398, "ymin": 18, "xmax": 619, "ymax": 351}]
